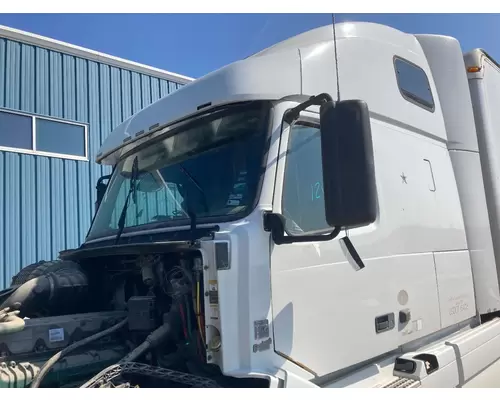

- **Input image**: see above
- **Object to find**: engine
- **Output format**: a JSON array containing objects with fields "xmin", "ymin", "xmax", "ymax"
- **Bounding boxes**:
[{"xmin": 0, "ymin": 249, "xmax": 259, "ymax": 388}]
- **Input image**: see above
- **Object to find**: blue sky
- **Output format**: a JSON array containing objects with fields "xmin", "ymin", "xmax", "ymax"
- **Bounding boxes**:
[{"xmin": 0, "ymin": 14, "xmax": 499, "ymax": 78}]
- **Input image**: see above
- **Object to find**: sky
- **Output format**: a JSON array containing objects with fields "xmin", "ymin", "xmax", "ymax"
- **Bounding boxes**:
[{"xmin": 0, "ymin": 13, "xmax": 499, "ymax": 79}]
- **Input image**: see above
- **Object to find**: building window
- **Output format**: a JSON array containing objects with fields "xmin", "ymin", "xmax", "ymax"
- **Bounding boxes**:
[
  {"xmin": 0, "ymin": 111, "xmax": 33, "ymax": 150},
  {"xmin": 36, "ymin": 118, "xmax": 86, "ymax": 157},
  {"xmin": 0, "ymin": 109, "xmax": 88, "ymax": 160},
  {"xmin": 394, "ymin": 57, "xmax": 435, "ymax": 111}
]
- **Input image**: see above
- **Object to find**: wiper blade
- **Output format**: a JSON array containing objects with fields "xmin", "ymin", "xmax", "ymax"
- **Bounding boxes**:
[{"xmin": 115, "ymin": 156, "xmax": 139, "ymax": 245}]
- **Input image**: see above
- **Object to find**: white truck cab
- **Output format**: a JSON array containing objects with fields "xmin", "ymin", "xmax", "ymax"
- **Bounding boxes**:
[{"xmin": 3, "ymin": 21, "xmax": 500, "ymax": 389}]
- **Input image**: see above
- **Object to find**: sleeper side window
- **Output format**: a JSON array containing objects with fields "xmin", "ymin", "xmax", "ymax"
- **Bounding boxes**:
[{"xmin": 394, "ymin": 57, "xmax": 435, "ymax": 111}]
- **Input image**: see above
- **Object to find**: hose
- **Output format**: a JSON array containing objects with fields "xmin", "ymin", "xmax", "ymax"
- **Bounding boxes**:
[
  {"xmin": 119, "ymin": 318, "xmax": 173, "ymax": 363},
  {"xmin": 0, "ymin": 287, "xmax": 16, "ymax": 303},
  {"xmin": 29, "ymin": 317, "xmax": 128, "ymax": 388},
  {"xmin": 81, "ymin": 308, "xmax": 177, "ymax": 388},
  {"xmin": 80, "ymin": 318, "xmax": 174, "ymax": 388},
  {"xmin": 1, "ymin": 278, "xmax": 41, "ymax": 312},
  {"xmin": 0, "ymin": 307, "xmax": 25, "ymax": 335},
  {"xmin": 1, "ymin": 263, "xmax": 89, "ymax": 318}
]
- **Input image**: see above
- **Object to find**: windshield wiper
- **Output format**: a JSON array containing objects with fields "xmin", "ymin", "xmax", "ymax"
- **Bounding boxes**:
[
  {"xmin": 115, "ymin": 156, "xmax": 139, "ymax": 245},
  {"xmin": 178, "ymin": 164, "xmax": 209, "ymax": 213},
  {"xmin": 177, "ymin": 164, "xmax": 210, "ymax": 241}
]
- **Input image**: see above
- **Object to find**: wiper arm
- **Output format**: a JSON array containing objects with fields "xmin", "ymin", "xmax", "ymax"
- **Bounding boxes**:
[
  {"xmin": 178, "ymin": 164, "xmax": 209, "ymax": 213},
  {"xmin": 177, "ymin": 163, "xmax": 209, "ymax": 241},
  {"xmin": 115, "ymin": 156, "xmax": 139, "ymax": 245}
]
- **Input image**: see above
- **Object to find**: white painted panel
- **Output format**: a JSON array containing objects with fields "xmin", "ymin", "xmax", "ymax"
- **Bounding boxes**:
[
  {"xmin": 434, "ymin": 250, "xmax": 476, "ymax": 328},
  {"xmin": 271, "ymin": 251, "xmax": 441, "ymax": 376},
  {"xmin": 449, "ymin": 151, "xmax": 500, "ymax": 314}
]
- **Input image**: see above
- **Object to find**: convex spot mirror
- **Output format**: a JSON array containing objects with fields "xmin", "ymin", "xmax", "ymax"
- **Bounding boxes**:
[{"xmin": 319, "ymin": 99, "xmax": 377, "ymax": 229}]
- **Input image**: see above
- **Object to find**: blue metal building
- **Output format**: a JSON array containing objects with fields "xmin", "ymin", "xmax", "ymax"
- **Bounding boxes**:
[{"xmin": 0, "ymin": 25, "xmax": 192, "ymax": 289}]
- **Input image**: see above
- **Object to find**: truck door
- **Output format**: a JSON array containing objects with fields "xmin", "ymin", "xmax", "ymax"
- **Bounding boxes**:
[{"xmin": 269, "ymin": 113, "xmax": 447, "ymax": 377}]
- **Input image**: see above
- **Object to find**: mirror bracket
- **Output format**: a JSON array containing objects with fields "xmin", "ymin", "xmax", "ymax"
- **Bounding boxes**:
[
  {"xmin": 263, "ymin": 212, "xmax": 341, "ymax": 245},
  {"xmin": 96, "ymin": 174, "xmax": 112, "ymax": 189},
  {"xmin": 283, "ymin": 93, "xmax": 333, "ymax": 124}
]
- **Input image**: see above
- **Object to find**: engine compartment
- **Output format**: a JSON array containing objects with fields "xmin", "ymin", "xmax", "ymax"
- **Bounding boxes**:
[{"xmin": 0, "ymin": 247, "xmax": 267, "ymax": 388}]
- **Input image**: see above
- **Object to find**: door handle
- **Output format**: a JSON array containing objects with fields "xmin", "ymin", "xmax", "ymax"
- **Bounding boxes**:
[
  {"xmin": 424, "ymin": 159, "xmax": 436, "ymax": 192},
  {"xmin": 375, "ymin": 313, "xmax": 395, "ymax": 334}
]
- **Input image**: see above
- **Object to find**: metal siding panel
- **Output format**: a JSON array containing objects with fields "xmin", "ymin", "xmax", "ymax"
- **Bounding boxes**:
[
  {"xmin": 77, "ymin": 161, "xmax": 90, "ymax": 243},
  {"xmin": 20, "ymin": 44, "xmax": 35, "ymax": 113},
  {"xmin": 111, "ymin": 67, "xmax": 122, "ymax": 130},
  {"xmin": 141, "ymin": 74, "xmax": 152, "ymax": 108},
  {"xmin": 121, "ymin": 69, "xmax": 132, "ymax": 120},
  {"xmin": 49, "ymin": 50, "xmax": 63, "ymax": 117},
  {"xmin": 5, "ymin": 41, "xmax": 21, "ymax": 109},
  {"xmin": 168, "ymin": 81, "xmax": 177, "ymax": 94},
  {"xmin": 159, "ymin": 79, "xmax": 169, "ymax": 98},
  {"xmin": 35, "ymin": 47, "xmax": 49, "ymax": 115},
  {"xmin": 5, "ymin": 153, "xmax": 21, "ymax": 284},
  {"xmin": 36, "ymin": 157, "xmax": 52, "ymax": 261},
  {"xmin": 63, "ymin": 54, "xmax": 76, "ymax": 120},
  {"xmin": 75, "ymin": 59, "xmax": 89, "ymax": 123},
  {"xmin": 151, "ymin": 77, "xmax": 160, "ymax": 103},
  {"xmin": 64, "ymin": 160, "xmax": 79, "ymax": 249},
  {"xmin": 50, "ymin": 158, "xmax": 65, "ymax": 255},
  {"xmin": 20, "ymin": 155, "xmax": 36, "ymax": 267},
  {"xmin": 157, "ymin": 193, "xmax": 167, "ymax": 218},
  {"xmin": 99, "ymin": 64, "xmax": 111, "ymax": 153},
  {"xmin": 0, "ymin": 39, "xmax": 5, "ymax": 108},
  {"xmin": 131, "ymin": 72, "xmax": 142, "ymax": 114}
]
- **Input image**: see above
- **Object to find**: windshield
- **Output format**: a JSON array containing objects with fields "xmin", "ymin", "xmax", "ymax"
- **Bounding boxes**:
[{"xmin": 86, "ymin": 102, "xmax": 271, "ymax": 241}]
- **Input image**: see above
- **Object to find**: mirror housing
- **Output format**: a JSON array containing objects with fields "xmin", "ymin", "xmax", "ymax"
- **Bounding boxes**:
[
  {"xmin": 264, "ymin": 95, "xmax": 377, "ymax": 246},
  {"xmin": 319, "ymin": 99, "xmax": 377, "ymax": 228},
  {"xmin": 95, "ymin": 174, "xmax": 111, "ymax": 212}
]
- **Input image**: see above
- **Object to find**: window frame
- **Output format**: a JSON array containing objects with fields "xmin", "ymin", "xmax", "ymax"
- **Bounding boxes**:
[
  {"xmin": 281, "ymin": 117, "xmax": 332, "ymax": 236},
  {"xmin": 0, "ymin": 107, "xmax": 89, "ymax": 161},
  {"xmin": 393, "ymin": 56, "xmax": 435, "ymax": 113}
]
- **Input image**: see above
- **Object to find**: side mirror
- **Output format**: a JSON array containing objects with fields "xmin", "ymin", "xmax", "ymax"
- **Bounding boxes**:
[
  {"xmin": 95, "ymin": 174, "xmax": 112, "ymax": 212},
  {"xmin": 265, "ymin": 95, "xmax": 377, "ymax": 245},
  {"xmin": 319, "ymin": 99, "xmax": 377, "ymax": 228}
]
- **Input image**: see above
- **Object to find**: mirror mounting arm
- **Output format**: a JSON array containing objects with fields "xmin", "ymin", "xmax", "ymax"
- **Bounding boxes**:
[
  {"xmin": 264, "ymin": 212, "xmax": 341, "ymax": 245},
  {"xmin": 96, "ymin": 174, "xmax": 112, "ymax": 189},
  {"xmin": 283, "ymin": 93, "xmax": 334, "ymax": 124}
]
